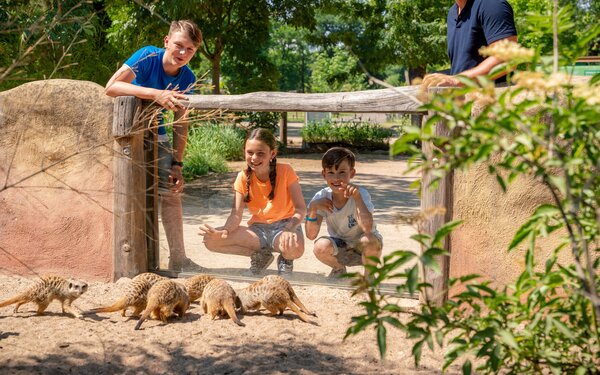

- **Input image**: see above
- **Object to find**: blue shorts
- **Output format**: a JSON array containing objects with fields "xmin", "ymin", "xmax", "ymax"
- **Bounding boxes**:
[
  {"xmin": 249, "ymin": 218, "xmax": 304, "ymax": 253},
  {"xmin": 318, "ymin": 233, "xmax": 383, "ymax": 266}
]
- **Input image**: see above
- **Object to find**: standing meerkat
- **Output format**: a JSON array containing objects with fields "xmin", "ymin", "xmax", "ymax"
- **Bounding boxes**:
[
  {"xmin": 201, "ymin": 278, "xmax": 244, "ymax": 326},
  {"xmin": 237, "ymin": 275, "xmax": 316, "ymax": 323},
  {"xmin": 183, "ymin": 274, "xmax": 215, "ymax": 302},
  {"xmin": 0, "ymin": 274, "xmax": 88, "ymax": 318},
  {"xmin": 88, "ymin": 272, "xmax": 165, "ymax": 317},
  {"xmin": 134, "ymin": 279, "xmax": 189, "ymax": 330}
]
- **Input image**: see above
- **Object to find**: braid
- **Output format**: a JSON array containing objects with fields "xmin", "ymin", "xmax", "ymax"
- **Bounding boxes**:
[
  {"xmin": 244, "ymin": 166, "xmax": 252, "ymax": 202},
  {"xmin": 268, "ymin": 157, "xmax": 277, "ymax": 201}
]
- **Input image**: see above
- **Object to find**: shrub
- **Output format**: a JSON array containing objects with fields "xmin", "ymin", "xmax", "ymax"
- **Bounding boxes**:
[
  {"xmin": 301, "ymin": 118, "xmax": 394, "ymax": 148},
  {"xmin": 183, "ymin": 123, "xmax": 245, "ymax": 180},
  {"xmin": 346, "ymin": 16, "xmax": 600, "ymax": 374}
]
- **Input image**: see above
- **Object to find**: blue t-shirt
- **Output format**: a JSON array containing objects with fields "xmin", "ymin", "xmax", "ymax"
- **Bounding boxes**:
[
  {"xmin": 124, "ymin": 46, "xmax": 196, "ymax": 134},
  {"xmin": 447, "ymin": 0, "xmax": 517, "ymax": 82}
]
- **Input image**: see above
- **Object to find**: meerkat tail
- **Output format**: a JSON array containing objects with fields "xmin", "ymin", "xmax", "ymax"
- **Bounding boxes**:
[
  {"xmin": 290, "ymin": 292, "xmax": 317, "ymax": 317},
  {"xmin": 0, "ymin": 294, "xmax": 25, "ymax": 308},
  {"xmin": 224, "ymin": 301, "xmax": 245, "ymax": 326},
  {"xmin": 88, "ymin": 297, "xmax": 128, "ymax": 314},
  {"xmin": 134, "ymin": 311, "xmax": 150, "ymax": 330},
  {"xmin": 287, "ymin": 302, "xmax": 311, "ymax": 323}
]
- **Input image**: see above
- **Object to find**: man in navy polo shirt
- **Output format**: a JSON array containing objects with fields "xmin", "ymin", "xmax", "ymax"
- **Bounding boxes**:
[
  {"xmin": 105, "ymin": 20, "xmax": 204, "ymax": 272},
  {"xmin": 422, "ymin": 0, "xmax": 517, "ymax": 87}
]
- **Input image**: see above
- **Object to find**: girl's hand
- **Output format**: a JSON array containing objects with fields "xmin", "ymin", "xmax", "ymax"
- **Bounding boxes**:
[
  {"xmin": 279, "ymin": 229, "xmax": 298, "ymax": 252},
  {"xmin": 198, "ymin": 224, "xmax": 229, "ymax": 241},
  {"xmin": 340, "ymin": 182, "xmax": 360, "ymax": 199}
]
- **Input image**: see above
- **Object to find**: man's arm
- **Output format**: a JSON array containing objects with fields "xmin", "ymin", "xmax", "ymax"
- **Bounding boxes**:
[
  {"xmin": 422, "ymin": 35, "xmax": 517, "ymax": 88},
  {"xmin": 104, "ymin": 64, "xmax": 187, "ymax": 111}
]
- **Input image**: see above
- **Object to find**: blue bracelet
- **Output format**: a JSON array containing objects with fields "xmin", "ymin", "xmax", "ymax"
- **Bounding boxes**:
[{"xmin": 305, "ymin": 215, "xmax": 318, "ymax": 222}]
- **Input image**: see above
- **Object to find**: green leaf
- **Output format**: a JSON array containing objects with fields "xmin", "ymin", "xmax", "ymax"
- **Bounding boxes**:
[
  {"xmin": 432, "ymin": 220, "xmax": 463, "ymax": 245},
  {"xmin": 462, "ymin": 360, "xmax": 472, "ymax": 375},
  {"xmin": 377, "ymin": 322, "xmax": 387, "ymax": 359},
  {"xmin": 497, "ymin": 329, "xmax": 519, "ymax": 350}
]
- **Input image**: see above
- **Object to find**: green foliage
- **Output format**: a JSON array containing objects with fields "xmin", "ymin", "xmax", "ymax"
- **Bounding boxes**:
[
  {"xmin": 301, "ymin": 118, "xmax": 393, "ymax": 148},
  {"xmin": 348, "ymin": 8, "xmax": 600, "ymax": 374},
  {"xmin": 235, "ymin": 111, "xmax": 281, "ymax": 135},
  {"xmin": 384, "ymin": 0, "xmax": 451, "ymax": 72},
  {"xmin": 0, "ymin": 0, "xmax": 119, "ymax": 90},
  {"xmin": 309, "ymin": 46, "xmax": 367, "ymax": 93},
  {"xmin": 182, "ymin": 123, "xmax": 245, "ymax": 180}
]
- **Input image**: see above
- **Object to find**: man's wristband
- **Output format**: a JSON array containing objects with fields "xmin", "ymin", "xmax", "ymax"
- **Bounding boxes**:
[
  {"xmin": 171, "ymin": 160, "xmax": 184, "ymax": 168},
  {"xmin": 305, "ymin": 215, "xmax": 318, "ymax": 222}
]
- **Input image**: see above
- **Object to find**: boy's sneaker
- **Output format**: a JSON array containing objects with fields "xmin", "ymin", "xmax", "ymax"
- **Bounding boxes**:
[
  {"xmin": 250, "ymin": 251, "xmax": 275, "ymax": 275},
  {"xmin": 277, "ymin": 254, "xmax": 294, "ymax": 274},
  {"xmin": 328, "ymin": 266, "xmax": 347, "ymax": 279}
]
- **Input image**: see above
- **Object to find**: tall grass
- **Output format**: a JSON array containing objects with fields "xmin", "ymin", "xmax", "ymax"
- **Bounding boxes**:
[{"xmin": 183, "ymin": 124, "xmax": 246, "ymax": 180}]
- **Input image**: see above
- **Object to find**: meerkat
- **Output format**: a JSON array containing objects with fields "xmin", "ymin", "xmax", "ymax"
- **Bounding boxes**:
[
  {"xmin": 0, "ymin": 274, "xmax": 88, "ymax": 318},
  {"xmin": 201, "ymin": 278, "xmax": 244, "ymax": 326},
  {"xmin": 134, "ymin": 279, "xmax": 189, "ymax": 330},
  {"xmin": 237, "ymin": 275, "xmax": 316, "ymax": 323},
  {"xmin": 182, "ymin": 274, "xmax": 215, "ymax": 302},
  {"xmin": 88, "ymin": 272, "xmax": 165, "ymax": 317}
]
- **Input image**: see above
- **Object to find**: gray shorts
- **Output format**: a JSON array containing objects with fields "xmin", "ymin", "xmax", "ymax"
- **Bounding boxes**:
[
  {"xmin": 157, "ymin": 139, "xmax": 175, "ymax": 193},
  {"xmin": 249, "ymin": 218, "xmax": 304, "ymax": 253},
  {"xmin": 318, "ymin": 233, "xmax": 383, "ymax": 266}
]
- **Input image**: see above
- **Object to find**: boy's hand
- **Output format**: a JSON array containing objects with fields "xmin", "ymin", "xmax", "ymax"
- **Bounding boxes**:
[
  {"xmin": 198, "ymin": 224, "xmax": 229, "ymax": 241},
  {"xmin": 169, "ymin": 165, "xmax": 184, "ymax": 193},
  {"xmin": 155, "ymin": 89, "xmax": 188, "ymax": 111},
  {"xmin": 310, "ymin": 198, "xmax": 333, "ymax": 214},
  {"xmin": 340, "ymin": 182, "xmax": 361, "ymax": 199}
]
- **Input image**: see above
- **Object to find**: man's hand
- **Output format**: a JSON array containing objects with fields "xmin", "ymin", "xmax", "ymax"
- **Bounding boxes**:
[
  {"xmin": 198, "ymin": 224, "xmax": 229, "ymax": 241},
  {"xmin": 169, "ymin": 165, "xmax": 184, "ymax": 193},
  {"xmin": 421, "ymin": 73, "xmax": 462, "ymax": 90},
  {"xmin": 155, "ymin": 89, "xmax": 188, "ymax": 111}
]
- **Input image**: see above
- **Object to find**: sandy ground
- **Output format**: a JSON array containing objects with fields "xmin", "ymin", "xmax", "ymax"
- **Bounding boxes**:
[
  {"xmin": 0, "ymin": 273, "xmax": 456, "ymax": 374},
  {"xmin": 0, "ymin": 128, "xmax": 460, "ymax": 374}
]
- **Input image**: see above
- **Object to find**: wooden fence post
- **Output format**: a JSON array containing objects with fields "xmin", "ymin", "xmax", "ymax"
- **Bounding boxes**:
[
  {"xmin": 421, "ymin": 110, "xmax": 453, "ymax": 306},
  {"xmin": 280, "ymin": 112, "xmax": 288, "ymax": 146},
  {"xmin": 112, "ymin": 96, "xmax": 147, "ymax": 280}
]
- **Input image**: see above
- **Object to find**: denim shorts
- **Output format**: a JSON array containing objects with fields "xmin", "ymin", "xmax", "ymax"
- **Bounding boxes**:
[
  {"xmin": 249, "ymin": 218, "xmax": 304, "ymax": 253},
  {"xmin": 318, "ymin": 233, "xmax": 383, "ymax": 266}
]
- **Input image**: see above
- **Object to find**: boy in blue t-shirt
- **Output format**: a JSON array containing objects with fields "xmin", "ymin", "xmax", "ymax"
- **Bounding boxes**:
[{"xmin": 105, "ymin": 20, "xmax": 203, "ymax": 272}]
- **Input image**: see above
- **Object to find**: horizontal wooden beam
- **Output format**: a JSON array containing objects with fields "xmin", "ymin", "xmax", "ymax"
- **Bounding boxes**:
[{"xmin": 183, "ymin": 85, "xmax": 425, "ymax": 114}]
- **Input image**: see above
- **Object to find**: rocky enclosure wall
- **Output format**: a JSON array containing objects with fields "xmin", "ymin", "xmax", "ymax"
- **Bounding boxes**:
[{"xmin": 0, "ymin": 79, "xmax": 114, "ymax": 281}]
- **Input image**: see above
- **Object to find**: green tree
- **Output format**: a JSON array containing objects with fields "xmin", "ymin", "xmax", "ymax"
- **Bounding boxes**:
[
  {"xmin": 267, "ymin": 24, "xmax": 311, "ymax": 92},
  {"xmin": 309, "ymin": 46, "xmax": 366, "ymax": 92},
  {"xmin": 0, "ymin": 0, "xmax": 119, "ymax": 91},
  {"xmin": 384, "ymin": 0, "xmax": 451, "ymax": 81}
]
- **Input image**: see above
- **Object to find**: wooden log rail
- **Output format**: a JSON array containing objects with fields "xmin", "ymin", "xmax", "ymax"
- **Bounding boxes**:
[{"xmin": 112, "ymin": 85, "xmax": 451, "ymax": 305}]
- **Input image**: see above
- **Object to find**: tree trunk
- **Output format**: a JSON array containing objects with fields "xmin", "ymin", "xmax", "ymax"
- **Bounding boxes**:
[
  {"xmin": 211, "ymin": 54, "xmax": 221, "ymax": 95},
  {"xmin": 404, "ymin": 66, "xmax": 426, "ymax": 85}
]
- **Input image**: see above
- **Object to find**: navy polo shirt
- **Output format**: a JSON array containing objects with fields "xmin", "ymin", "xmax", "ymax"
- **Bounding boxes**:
[{"xmin": 447, "ymin": 0, "xmax": 516, "ymax": 80}]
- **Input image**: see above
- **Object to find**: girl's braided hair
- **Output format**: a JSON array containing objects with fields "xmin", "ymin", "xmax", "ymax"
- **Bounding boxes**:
[{"xmin": 244, "ymin": 128, "xmax": 278, "ymax": 203}]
